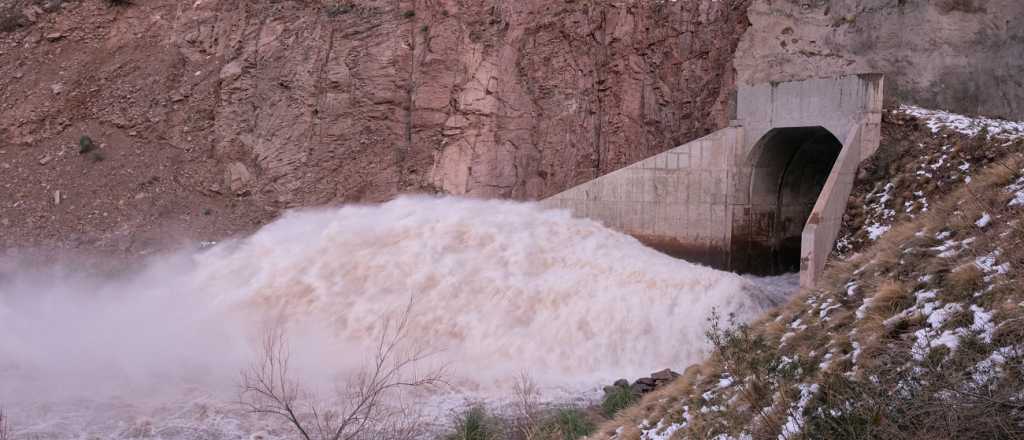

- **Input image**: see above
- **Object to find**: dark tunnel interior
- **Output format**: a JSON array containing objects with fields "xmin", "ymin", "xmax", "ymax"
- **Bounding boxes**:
[{"xmin": 736, "ymin": 127, "xmax": 842, "ymax": 275}]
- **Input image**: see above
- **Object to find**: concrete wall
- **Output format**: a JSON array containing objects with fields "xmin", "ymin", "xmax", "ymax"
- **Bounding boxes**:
[
  {"xmin": 801, "ymin": 120, "xmax": 865, "ymax": 288},
  {"xmin": 542, "ymin": 128, "xmax": 743, "ymax": 268},
  {"xmin": 541, "ymin": 74, "xmax": 883, "ymax": 286}
]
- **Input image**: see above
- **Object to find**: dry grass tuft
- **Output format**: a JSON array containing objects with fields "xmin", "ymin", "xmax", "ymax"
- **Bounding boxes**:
[
  {"xmin": 868, "ymin": 279, "xmax": 910, "ymax": 317},
  {"xmin": 946, "ymin": 262, "xmax": 984, "ymax": 292}
]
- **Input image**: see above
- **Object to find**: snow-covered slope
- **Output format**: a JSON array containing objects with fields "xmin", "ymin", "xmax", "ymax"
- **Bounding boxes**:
[{"xmin": 596, "ymin": 108, "xmax": 1024, "ymax": 440}]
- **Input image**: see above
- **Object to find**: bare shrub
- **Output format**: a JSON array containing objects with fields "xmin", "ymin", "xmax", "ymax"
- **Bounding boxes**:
[
  {"xmin": 239, "ymin": 303, "xmax": 443, "ymax": 440},
  {"xmin": 509, "ymin": 373, "xmax": 542, "ymax": 438},
  {"xmin": 0, "ymin": 407, "xmax": 10, "ymax": 440}
]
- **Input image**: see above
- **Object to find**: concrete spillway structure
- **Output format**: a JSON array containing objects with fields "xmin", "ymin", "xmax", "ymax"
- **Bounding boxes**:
[{"xmin": 541, "ymin": 74, "xmax": 883, "ymax": 288}]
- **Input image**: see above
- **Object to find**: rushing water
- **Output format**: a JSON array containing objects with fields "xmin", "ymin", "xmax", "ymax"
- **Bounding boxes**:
[{"xmin": 0, "ymin": 196, "xmax": 794, "ymax": 438}]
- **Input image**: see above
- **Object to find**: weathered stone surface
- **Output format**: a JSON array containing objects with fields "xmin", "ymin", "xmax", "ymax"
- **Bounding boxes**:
[
  {"xmin": 604, "ymin": 369, "xmax": 681, "ymax": 399},
  {"xmin": 174, "ymin": 0, "xmax": 752, "ymax": 204},
  {"xmin": 225, "ymin": 162, "xmax": 252, "ymax": 196},
  {"xmin": 735, "ymin": 0, "xmax": 1024, "ymax": 119},
  {"xmin": 0, "ymin": 0, "xmax": 750, "ymax": 255},
  {"xmin": 651, "ymin": 368, "xmax": 679, "ymax": 382}
]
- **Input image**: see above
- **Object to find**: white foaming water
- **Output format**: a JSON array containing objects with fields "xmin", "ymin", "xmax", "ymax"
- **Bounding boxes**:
[{"xmin": 0, "ymin": 196, "xmax": 789, "ymax": 438}]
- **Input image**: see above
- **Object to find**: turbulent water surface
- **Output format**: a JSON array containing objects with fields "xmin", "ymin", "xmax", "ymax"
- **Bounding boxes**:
[{"xmin": 0, "ymin": 197, "xmax": 793, "ymax": 438}]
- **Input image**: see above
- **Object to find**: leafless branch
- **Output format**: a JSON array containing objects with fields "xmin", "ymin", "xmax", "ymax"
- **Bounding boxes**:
[
  {"xmin": 239, "ymin": 300, "xmax": 444, "ymax": 440},
  {"xmin": 509, "ymin": 372, "xmax": 541, "ymax": 438}
]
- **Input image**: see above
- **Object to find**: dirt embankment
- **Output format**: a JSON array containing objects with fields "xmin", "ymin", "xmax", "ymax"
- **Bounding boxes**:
[{"xmin": 0, "ymin": 0, "xmax": 751, "ymax": 257}]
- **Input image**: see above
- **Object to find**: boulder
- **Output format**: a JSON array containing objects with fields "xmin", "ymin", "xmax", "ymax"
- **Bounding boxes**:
[
  {"xmin": 225, "ymin": 162, "xmax": 252, "ymax": 195},
  {"xmin": 651, "ymin": 368, "xmax": 680, "ymax": 382},
  {"xmin": 635, "ymin": 377, "xmax": 656, "ymax": 386}
]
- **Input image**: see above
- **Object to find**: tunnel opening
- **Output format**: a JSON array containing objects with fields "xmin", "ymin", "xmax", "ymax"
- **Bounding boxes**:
[{"xmin": 734, "ymin": 127, "xmax": 842, "ymax": 275}]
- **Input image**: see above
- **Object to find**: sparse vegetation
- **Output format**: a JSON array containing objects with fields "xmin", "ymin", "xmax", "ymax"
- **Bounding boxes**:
[
  {"xmin": 78, "ymin": 135, "xmax": 96, "ymax": 154},
  {"xmin": 78, "ymin": 135, "xmax": 105, "ymax": 162},
  {"xmin": 402, "ymin": 10, "xmax": 415, "ymax": 19},
  {"xmin": 444, "ymin": 404, "xmax": 597, "ymax": 440},
  {"xmin": 544, "ymin": 408, "xmax": 595, "ymax": 440},
  {"xmin": 446, "ymin": 406, "xmax": 504, "ymax": 440},
  {"xmin": 599, "ymin": 383, "xmax": 636, "ymax": 418},
  {"xmin": 442, "ymin": 373, "xmax": 598, "ymax": 440}
]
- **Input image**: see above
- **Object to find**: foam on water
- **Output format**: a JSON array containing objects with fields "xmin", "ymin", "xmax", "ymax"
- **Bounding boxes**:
[{"xmin": 0, "ymin": 196, "xmax": 789, "ymax": 438}]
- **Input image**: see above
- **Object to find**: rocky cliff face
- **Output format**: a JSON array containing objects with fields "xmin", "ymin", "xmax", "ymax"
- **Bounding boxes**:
[
  {"xmin": 3, "ymin": 0, "xmax": 1021, "ymax": 256},
  {"xmin": 735, "ymin": 0, "xmax": 1024, "ymax": 120},
  {"xmin": 0, "ymin": 0, "xmax": 750, "ymax": 253}
]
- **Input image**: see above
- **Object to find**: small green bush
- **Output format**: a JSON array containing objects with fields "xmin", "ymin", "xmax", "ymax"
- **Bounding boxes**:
[
  {"xmin": 547, "ymin": 408, "xmax": 595, "ymax": 440},
  {"xmin": 600, "ymin": 385, "xmax": 636, "ymax": 418},
  {"xmin": 705, "ymin": 310, "xmax": 796, "ymax": 382},
  {"xmin": 446, "ymin": 406, "xmax": 503, "ymax": 440},
  {"xmin": 79, "ymin": 135, "xmax": 96, "ymax": 154},
  {"xmin": 402, "ymin": 10, "xmax": 415, "ymax": 19}
]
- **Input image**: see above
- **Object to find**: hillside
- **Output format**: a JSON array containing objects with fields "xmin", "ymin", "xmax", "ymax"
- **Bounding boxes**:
[{"xmin": 594, "ymin": 107, "xmax": 1024, "ymax": 439}]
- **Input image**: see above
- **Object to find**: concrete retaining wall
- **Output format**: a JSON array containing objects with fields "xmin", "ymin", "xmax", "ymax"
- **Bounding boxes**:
[{"xmin": 542, "ymin": 127, "xmax": 743, "ymax": 267}]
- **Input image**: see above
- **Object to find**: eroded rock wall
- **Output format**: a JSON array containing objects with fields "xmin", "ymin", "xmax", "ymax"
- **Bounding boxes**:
[
  {"xmin": 0, "ymin": 0, "xmax": 751, "ymax": 254},
  {"xmin": 186, "ymin": 0, "xmax": 752, "ymax": 203}
]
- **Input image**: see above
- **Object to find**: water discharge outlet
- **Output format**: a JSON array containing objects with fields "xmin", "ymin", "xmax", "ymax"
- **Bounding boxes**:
[{"xmin": 542, "ymin": 74, "xmax": 884, "ymax": 289}]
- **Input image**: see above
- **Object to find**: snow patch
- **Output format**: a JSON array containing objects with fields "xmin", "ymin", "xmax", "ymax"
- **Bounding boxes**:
[
  {"xmin": 969, "ymin": 305, "xmax": 995, "ymax": 343},
  {"xmin": 1007, "ymin": 176, "xmax": 1024, "ymax": 207},
  {"xmin": 975, "ymin": 213, "xmax": 992, "ymax": 228},
  {"xmin": 777, "ymin": 384, "xmax": 819, "ymax": 440},
  {"xmin": 899, "ymin": 105, "xmax": 1024, "ymax": 140},
  {"xmin": 641, "ymin": 419, "xmax": 685, "ymax": 440}
]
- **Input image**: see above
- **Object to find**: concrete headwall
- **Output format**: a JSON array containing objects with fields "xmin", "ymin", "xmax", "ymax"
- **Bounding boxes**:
[
  {"xmin": 541, "ymin": 128, "xmax": 743, "ymax": 268},
  {"xmin": 542, "ymin": 74, "xmax": 883, "ymax": 287}
]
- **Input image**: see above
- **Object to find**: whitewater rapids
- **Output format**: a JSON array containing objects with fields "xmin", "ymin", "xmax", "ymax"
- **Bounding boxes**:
[{"xmin": 0, "ymin": 196, "xmax": 790, "ymax": 437}]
